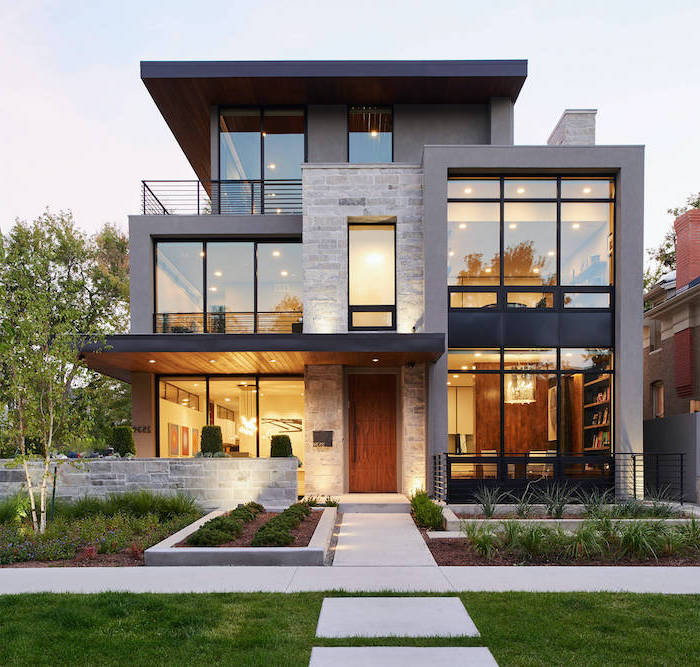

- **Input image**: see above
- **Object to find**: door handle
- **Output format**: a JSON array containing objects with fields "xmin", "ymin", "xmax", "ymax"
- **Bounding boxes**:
[{"xmin": 351, "ymin": 405, "xmax": 357, "ymax": 463}]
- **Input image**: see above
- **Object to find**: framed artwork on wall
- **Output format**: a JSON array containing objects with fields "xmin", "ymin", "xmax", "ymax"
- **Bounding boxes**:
[
  {"xmin": 168, "ymin": 423, "xmax": 179, "ymax": 457},
  {"xmin": 192, "ymin": 428, "xmax": 200, "ymax": 455},
  {"xmin": 181, "ymin": 426, "xmax": 190, "ymax": 457}
]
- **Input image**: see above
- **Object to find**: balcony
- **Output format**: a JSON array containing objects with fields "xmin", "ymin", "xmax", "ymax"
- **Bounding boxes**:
[
  {"xmin": 142, "ymin": 180, "xmax": 302, "ymax": 216},
  {"xmin": 154, "ymin": 311, "xmax": 303, "ymax": 335}
]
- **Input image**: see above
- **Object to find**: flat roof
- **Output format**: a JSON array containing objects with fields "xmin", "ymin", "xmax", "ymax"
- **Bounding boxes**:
[
  {"xmin": 83, "ymin": 332, "xmax": 445, "ymax": 382},
  {"xmin": 141, "ymin": 59, "xmax": 528, "ymax": 183}
]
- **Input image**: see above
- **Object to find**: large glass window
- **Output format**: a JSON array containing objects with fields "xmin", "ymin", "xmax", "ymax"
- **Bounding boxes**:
[
  {"xmin": 447, "ymin": 348, "xmax": 614, "ymax": 481},
  {"xmin": 157, "ymin": 376, "xmax": 304, "ymax": 461},
  {"xmin": 155, "ymin": 241, "xmax": 302, "ymax": 334},
  {"xmin": 348, "ymin": 220, "xmax": 396, "ymax": 329},
  {"xmin": 219, "ymin": 109, "xmax": 261, "ymax": 180},
  {"xmin": 447, "ymin": 176, "xmax": 615, "ymax": 307},
  {"xmin": 155, "ymin": 242, "xmax": 204, "ymax": 333},
  {"xmin": 349, "ymin": 106, "xmax": 392, "ymax": 163}
]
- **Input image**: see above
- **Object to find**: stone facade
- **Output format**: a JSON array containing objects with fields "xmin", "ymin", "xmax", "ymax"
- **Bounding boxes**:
[
  {"xmin": 302, "ymin": 164, "xmax": 424, "ymax": 334},
  {"xmin": 304, "ymin": 365, "xmax": 345, "ymax": 496},
  {"xmin": 400, "ymin": 363, "xmax": 427, "ymax": 494},
  {"xmin": 547, "ymin": 109, "xmax": 596, "ymax": 146},
  {"xmin": 0, "ymin": 458, "xmax": 298, "ymax": 509}
]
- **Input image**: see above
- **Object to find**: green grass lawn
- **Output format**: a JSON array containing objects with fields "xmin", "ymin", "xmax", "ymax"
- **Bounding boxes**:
[{"xmin": 1, "ymin": 591, "xmax": 699, "ymax": 666}]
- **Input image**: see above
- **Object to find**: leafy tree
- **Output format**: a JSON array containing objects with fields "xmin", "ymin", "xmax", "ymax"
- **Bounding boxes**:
[
  {"xmin": 0, "ymin": 211, "xmax": 126, "ymax": 532},
  {"xmin": 667, "ymin": 191, "xmax": 700, "ymax": 218}
]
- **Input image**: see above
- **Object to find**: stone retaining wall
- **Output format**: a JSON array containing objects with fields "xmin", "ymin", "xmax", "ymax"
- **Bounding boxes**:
[{"xmin": 0, "ymin": 458, "xmax": 298, "ymax": 509}]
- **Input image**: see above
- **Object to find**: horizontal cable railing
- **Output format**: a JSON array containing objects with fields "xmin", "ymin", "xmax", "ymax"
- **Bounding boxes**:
[
  {"xmin": 155, "ymin": 311, "xmax": 302, "ymax": 334},
  {"xmin": 432, "ymin": 453, "xmax": 447, "ymax": 502},
  {"xmin": 141, "ymin": 180, "xmax": 302, "ymax": 215},
  {"xmin": 615, "ymin": 452, "xmax": 685, "ymax": 503}
]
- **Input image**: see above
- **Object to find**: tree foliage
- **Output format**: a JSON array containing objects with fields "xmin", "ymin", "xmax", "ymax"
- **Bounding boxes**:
[{"xmin": 0, "ymin": 211, "xmax": 129, "ymax": 532}]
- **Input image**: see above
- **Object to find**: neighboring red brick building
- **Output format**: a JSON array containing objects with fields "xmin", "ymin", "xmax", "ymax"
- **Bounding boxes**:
[{"xmin": 643, "ymin": 209, "xmax": 700, "ymax": 420}]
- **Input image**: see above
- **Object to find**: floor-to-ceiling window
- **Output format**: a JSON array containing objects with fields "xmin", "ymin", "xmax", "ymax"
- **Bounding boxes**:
[
  {"xmin": 157, "ymin": 376, "xmax": 304, "ymax": 460},
  {"xmin": 348, "ymin": 106, "xmax": 393, "ymax": 163},
  {"xmin": 154, "ymin": 240, "xmax": 302, "ymax": 334}
]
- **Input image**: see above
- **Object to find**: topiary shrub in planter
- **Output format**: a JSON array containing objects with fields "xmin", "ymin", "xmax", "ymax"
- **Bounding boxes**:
[
  {"xmin": 201, "ymin": 426, "xmax": 223, "ymax": 455},
  {"xmin": 270, "ymin": 434, "xmax": 293, "ymax": 457},
  {"xmin": 110, "ymin": 426, "xmax": 135, "ymax": 457}
]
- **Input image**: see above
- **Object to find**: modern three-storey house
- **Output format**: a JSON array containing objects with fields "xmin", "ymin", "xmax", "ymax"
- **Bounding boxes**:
[{"xmin": 85, "ymin": 60, "xmax": 644, "ymax": 501}]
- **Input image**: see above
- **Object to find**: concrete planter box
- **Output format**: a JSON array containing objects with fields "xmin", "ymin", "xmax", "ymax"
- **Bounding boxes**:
[{"xmin": 145, "ymin": 506, "xmax": 336, "ymax": 566}]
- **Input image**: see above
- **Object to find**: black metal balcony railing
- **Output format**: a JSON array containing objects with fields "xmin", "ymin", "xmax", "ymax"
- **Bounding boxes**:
[
  {"xmin": 154, "ymin": 311, "xmax": 303, "ymax": 335},
  {"xmin": 142, "ymin": 180, "xmax": 302, "ymax": 215}
]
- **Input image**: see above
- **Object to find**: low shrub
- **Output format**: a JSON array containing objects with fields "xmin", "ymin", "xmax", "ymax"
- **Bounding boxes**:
[
  {"xmin": 0, "ymin": 493, "xmax": 32, "ymax": 525},
  {"xmin": 251, "ymin": 502, "xmax": 311, "ymax": 547},
  {"xmin": 473, "ymin": 485, "xmax": 509, "ymax": 519},
  {"xmin": 110, "ymin": 426, "xmax": 135, "ymax": 457},
  {"xmin": 304, "ymin": 496, "xmax": 339, "ymax": 507},
  {"xmin": 200, "ymin": 426, "xmax": 223, "ymax": 455},
  {"xmin": 185, "ymin": 501, "xmax": 264, "ymax": 547},
  {"xmin": 270, "ymin": 435, "xmax": 293, "ymax": 457},
  {"xmin": 410, "ymin": 491, "xmax": 443, "ymax": 530}
]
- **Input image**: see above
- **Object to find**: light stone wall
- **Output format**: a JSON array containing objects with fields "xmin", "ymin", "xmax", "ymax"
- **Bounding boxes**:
[
  {"xmin": 302, "ymin": 164, "xmax": 424, "ymax": 334},
  {"xmin": 303, "ymin": 365, "xmax": 345, "ymax": 496},
  {"xmin": 547, "ymin": 109, "xmax": 597, "ymax": 146},
  {"xmin": 401, "ymin": 363, "xmax": 427, "ymax": 494},
  {"xmin": 0, "ymin": 458, "xmax": 297, "ymax": 509}
]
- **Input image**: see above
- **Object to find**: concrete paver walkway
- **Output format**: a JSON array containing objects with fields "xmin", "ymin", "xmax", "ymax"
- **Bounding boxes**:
[
  {"xmin": 5, "ymin": 565, "xmax": 700, "ymax": 594},
  {"xmin": 309, "ymin": 647, "xmax": 498, "ymax": 666},
  {"xmin": 316, "ymin": 597, "xmax": 480, "ymax": 637},
  {"xmin": 333, "ymin": 513, "xmax": 436, "ymax": 567}
]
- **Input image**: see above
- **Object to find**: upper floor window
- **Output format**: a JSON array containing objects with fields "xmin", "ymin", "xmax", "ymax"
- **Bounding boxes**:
[
  {"xmin": 155, "ymin": 240, "xmax": 302, "ymax": 334},
  {"xmin": 348, "ymin": 217, "xmax": 396, "ymax": 330},
  {"xmin": 652, "ymin": 381, "xmax": 664, "ymax": 418},
  {"xmin": 349, "ymin": 106, "xmax": 392, "ymax": 163},
  {"xmin": 649, "ymin": 320, "xmax": 662, "ymax": 351}
]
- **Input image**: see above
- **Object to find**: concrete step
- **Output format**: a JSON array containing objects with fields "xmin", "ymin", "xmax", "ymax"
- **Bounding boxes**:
[
  {"xmin": 336, "ymin": 493, "xmax": 411, "ymax": 514},
  {"xmin": 309, "ymin": 647, "xmax": 498, "ymax": 666}
]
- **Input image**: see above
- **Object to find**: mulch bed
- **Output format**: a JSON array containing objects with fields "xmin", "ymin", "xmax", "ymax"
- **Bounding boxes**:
[
  {"xmin": 176, "ymin": 509, "xmax": 323, "ymax": 548},
  {"xmin": 0, "ymin": 552, "xmax": 144, "ymax": 568},
  {"xmin": 419, "ymin": 527, "xmax": 700, "ymax": 567}
]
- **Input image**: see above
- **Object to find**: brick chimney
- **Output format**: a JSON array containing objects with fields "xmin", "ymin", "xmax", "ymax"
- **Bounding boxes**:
[
  {"xmin": 547, "ymin": 109, "xmax": 596, "ymax": 146},
  {"xmin": 674, "ymin": 209, "xmax": 700, "ymax": 289}
]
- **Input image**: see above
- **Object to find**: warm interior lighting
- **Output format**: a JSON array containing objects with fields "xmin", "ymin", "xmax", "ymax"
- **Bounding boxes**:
[
  {"xmin": 458, "ymin": 223, "xmax": 467, "ymax": 230},
  {"xmin": 270, "ymin": 193, "xmax": 276, "ymax": 197},
  {"xmin": 269, "ymin": 359, "xmax": 277, "ymax": 363},
  {"xmin": 446, "ymin": 381, "xmax": 451, "ymax": 385},
  {"xmin": 199, "ymin": 251, "xmax": 205, "ymax": 258},
  {"xmin": 461, "ymin": 365, "xmax": 468, "ymax": 370},
  {"xmin": 209, "ymin": 359, "xmax": 216, "ymax": 363},
  {"xmin": 214, "ymin": 270, "xmax": 223, "ymax": 277},
  {"xmin": 509, "ymin": 223, "xmax": 518, "ymax": 229},
  {"xmin": 516, "ymin": 187, "xmax": 526, "ymax": 194},
  {"xmin": 370, "ymin": 130, "xmax": 379, "ymax": 137},
  {"xmin": 372, "ymin": 358, "xmax": 379, "ymax": 362},
  {"xmin": 448, "ymin": 251, "xmax": 455, "ymax": 257},
  {"xmin": 148, "ymin": 359, "xmax": 156, "ymax": 364},
  {"xmin": 475, "ymin": 352, "xmax": 482, "ymax": 357},
  {"xmin": 239, "ymin": 415, "xmax": 257, "ymax": 436},
  {"xmin": 209, "ymin": 286, "xmax": 217, "ymax": 292},
  {"xmin": 464, "ymin": 187, "xmax": 473, "ymax": 194},
  {"xmin": 280, "ymin": 270, "xmax": 289, "ymax": 277},
  {"xmin": 533, "ymin": 267, "xmax": 540, "ymax": 274},
  {"xmin": 453, "ymin": 374, "xmax": 459, "ymax": 379},
  {"xmin": 268, "ymin": 163, "xmax": 276, "ymax": 169},
  {"xmin": 547, "ymin": 251, "xmax": 555, "ymax": 256},
  {"xmin": 505, "ymin": 373, "xmax": 536, "ymax": 404},
  {"xmin": 484, "ymin": 267, "xmax": 492, "ymax": 273},
  {"xmin": 364, "ymin": 252, "xmax": 384, "ymax": 266},
  {"xmin": 272, "ymin": 250, "xmax": 281, "ymax": 257},
  {"xmin": 225, "ymin": 397, "xmax": 231, "ymax": 402},
  {"xmin": 583, "ymin": 186, "xmax": 592, "ymax": 194},
  {"xmin": 572, "ymin": 223, "xmax": 581, "ymax": 229},
  {"xmin": 276, "ymin": 208, "xmax": 281, "ymax": 214}
]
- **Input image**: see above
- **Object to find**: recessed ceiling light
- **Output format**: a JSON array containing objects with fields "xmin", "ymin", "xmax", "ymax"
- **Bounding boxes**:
[
  {"xmin": 548, "ymin": 251, "xmax": 555, "ymax": 256},
  {"xmin": 533, "ymin": 267, "xmax": 540, "ymax": 274},
  {"xmin": 475, "ymin": 352, "xmax": 482, "ymax": 357},
  {"xmin": 572, "ymin": 223, "xmax": 581, "ymax": 229},
  {"xmin": 370, "ymin": 130, "xmax": 379, "ymax": 137},
  {"xmin": 209, "ymin": 359, "xmax": 216, "ymax": 363},
  {"xmin": 272, "ymin": 250, "xmax": 281, "ymax": 257},
  {"xmin": 565, "ymin": 352, "xmax": 573, "ymax": 357},
  {"xmin": 276, "ymin": 208, "xmax": 281, "ymax": 214},
  {"xmin": 458, "ymin": 223, "xmax": 467, "ymax": 229},
  {"xmin": 270, "ymin": 192, "xmax": 276, "ymax": 197},
  {"xmin": 280, "ymin": 270, "xmax": 288, "ymax": 277},
  {"xmin": 225, "ymin": 397, "xmax": 231, "ymax": 402},
  {"xmin": 199, "ymin": 251, "xmax": 205, "ymax": 258},
  {"xmin": 372, "ymin": 358, "xmax": 379, "ymax": 362},
  {"xmin": 269, "ymin": 359, "xmax": 277, "ymax": 363},
  {"xmin": 448, "ymin": 251, "xmax": 455, "ymax": 257},
  {"xmin": 453, "ymin": 374, "xmax": 459, "ymax": 378},
  {"xmin": 214, "ymin": 270, "xmax": 222, "ymax": 277},
  {"xmin": 516, "ymin": 187, "xmax": 526, "ymax": 194},
  {"xmin": 262, "ymin": 132, "xmax": 266, "ymax": 137},
  {"xmin": 268, "ymin": 163, "xmax": 276, "ymax": 169},
  {"xmin": 583, "ymin": 186, "xmax": 592, "ymax": 194},
  {"xmin": 148, "ymin": 359, "xmax": 156, "ymax": 364},
  {"xmin": 461, "ymin": 365, "xmax": 468, "ymax": 370},
  {"xmin": 193, "ymin": 383, "xmax": 199, "ymax": 387},
  {"xmin": 484, "ymin": 267, "xmax": 492, "ymax": 273},
  {"xmin": 464, "ymin": 187, "xmax": 472, "ymax": 194},
  {"xmin": 446, "ymin": 381, "xmax": 451, "ymax": 385},
  {"xmin": 509, "ymin": 223, "xmax": 518, "ymax": 229},
  {"xmin": 209, "ymin": 286, "xmax": 217, "ymax": 292}
]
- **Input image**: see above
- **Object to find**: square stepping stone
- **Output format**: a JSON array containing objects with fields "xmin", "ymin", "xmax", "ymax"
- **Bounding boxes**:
[
  {"xmin": 315, "ymin": 597, "xmax": 480, "ymax": 637},
  {"xmin": 309, "ymin": 646, "xmax": 498, "ymax": 666}
]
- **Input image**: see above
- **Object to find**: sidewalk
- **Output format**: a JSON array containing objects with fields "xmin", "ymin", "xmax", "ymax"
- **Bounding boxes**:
[{"xmin": 3, "ymin": 566, "xmax": 700, "ymax": 594}]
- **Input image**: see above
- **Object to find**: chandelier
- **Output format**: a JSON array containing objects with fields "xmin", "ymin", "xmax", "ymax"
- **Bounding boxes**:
[
  {"xmin": 505, "ymin": 372, "xmax": 536, "ymax": 404},
  {"xmin": 239, "ymin": 415, "xmax": 257, "ymax": 436}
]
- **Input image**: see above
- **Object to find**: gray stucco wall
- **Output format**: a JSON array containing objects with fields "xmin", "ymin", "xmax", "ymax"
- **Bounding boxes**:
[
  {"xmin": 644, "ymin": 414, "xmax": 700, "ymax": 502},
  {"xmin": 421, "ymin": 144, "xmax": 645, "ymax": 483},
  {"xmin": 307, "ymin": 105, "xmax": 347, "ymax": 162},
  {"xmin": 489, "ymin": 97, "xmax": 515, "ymax": 144},
  {"xmin": 0, "ymin": 458, "xmax": 298, "ymax": 509},
  {"xmin": 128, "ymin": 214, "xmax": 302, "ymax": 334},
  {"xmin": 393, "ymin": 105, "xmax": 490, "ymax": 162}
]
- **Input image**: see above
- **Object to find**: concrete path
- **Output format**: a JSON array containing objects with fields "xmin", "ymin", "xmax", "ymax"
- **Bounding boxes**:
[
  {"xmin": 333, "ymin": 513, "xmax": 436, "ymax": 567},
  {"xmin": 316, "ymin": 597, "xmax": 480, "ymax": 637},
  {"xmin": 309, "ymin": 647, "xmax": 498, "ymax": 666},
  {"xmin": 5, "ymin": 565, "xmax": 700, "ymax": 594}
]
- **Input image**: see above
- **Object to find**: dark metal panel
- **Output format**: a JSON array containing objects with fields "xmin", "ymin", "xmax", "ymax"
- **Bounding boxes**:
[
  {"xmin": 559, "ymin": 313, "xmax": 613, "ymax": 347},
  {"xmin": 503, "ymin": 312, "xmax": 560, "ymax": 347},
  {"xmin": 448, "ymin": 312, "xmax": 501, "ymax": 346}
]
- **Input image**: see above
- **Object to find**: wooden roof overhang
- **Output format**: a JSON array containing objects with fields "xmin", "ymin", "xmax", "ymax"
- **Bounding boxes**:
[{"xmin": 82, "ymin": 333, "xmax": 445, "ymax": 382}]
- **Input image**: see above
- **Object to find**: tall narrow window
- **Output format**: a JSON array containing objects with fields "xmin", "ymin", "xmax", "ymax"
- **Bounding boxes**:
[
  {"xmin": 206, "ymin": 243, "xmax": 255, "ymax": 334},
  {"xmin": 348, "ymin": 218, "xmax": 396, "ymax": 330},
  {"xmin": 155, "ymin": 242, "xmax": 204, "ymax": 333},
  {"xmin": 652, "ymin": 382, "xmax": 664, "ymax": 418},
  {"xmin": 349, "ymin": 106, "xmax": 392, "ymax": 163}
]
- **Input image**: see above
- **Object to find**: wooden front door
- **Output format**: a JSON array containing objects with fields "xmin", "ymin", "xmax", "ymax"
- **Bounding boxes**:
[{"xmin": 348, "ymin": 374, "xmax": 397, "ymax": 492}]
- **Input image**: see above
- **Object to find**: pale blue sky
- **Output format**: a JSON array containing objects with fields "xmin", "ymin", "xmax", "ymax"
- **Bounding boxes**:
[{"xmin": 1, "ymin": 0, "xmax": 698, "ymax": 256}]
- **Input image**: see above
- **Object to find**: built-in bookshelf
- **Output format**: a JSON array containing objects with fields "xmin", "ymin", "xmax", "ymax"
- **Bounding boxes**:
[{"xmin": 582, "ymin": 375, "xmax": 611, "ymax": 452}]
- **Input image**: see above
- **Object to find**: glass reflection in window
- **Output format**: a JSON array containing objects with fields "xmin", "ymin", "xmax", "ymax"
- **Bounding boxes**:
[
  {"xmin": 256, "ymin": 244, "xmax": 303, "ymax": 333},
  {"xmin": 155, "ymin": 242, "xmax": 204, "ymax": 333},
  {"xmin": 349, "ymin": 106, "xmax": 392, "ymax": 163},
  {"xmin": 158, "ymin": 378, "xmax": 206, "ymax": 457},
  {"xmin": 503, "ymin": 203, "xmax": 557, "ymax": 286},
  {"xmin": 561, "ymin": 203, "xmax": 613, "ymax": 285},
  {"xmin": 209, "ymin": 378, "xmax": 258, "ymax": 457},
  {"xmin": 206, "ymin": 243, "xmax": 254, "ymax": 334},
  {"xmin": 448, "ymin": 203, "xmax": 500, "ymax": 285}
]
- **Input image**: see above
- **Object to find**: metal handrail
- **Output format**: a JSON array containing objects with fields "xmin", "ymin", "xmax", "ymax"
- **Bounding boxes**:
[
  {"xmin": 141, "ymin": 179, "xmax": 302, "ymax": 215},
  {"xmin": 154, "ymin": 311, "xmax": 303, "ymax": 335}
]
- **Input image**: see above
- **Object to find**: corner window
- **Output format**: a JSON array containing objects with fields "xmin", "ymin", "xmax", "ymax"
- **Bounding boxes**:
[
  {"xmin": 349, "ymin": 106, "xmax": 392, "ymax": 163},
  {"xmin": 348, "ymin": 218, "xmax": 396, "ymax": 330}
]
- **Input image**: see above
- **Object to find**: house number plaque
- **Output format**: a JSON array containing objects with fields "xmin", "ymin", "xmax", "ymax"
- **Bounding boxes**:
[{"xmin": 312, "ymin": 430, "xmax": 333, "ymax": 447}]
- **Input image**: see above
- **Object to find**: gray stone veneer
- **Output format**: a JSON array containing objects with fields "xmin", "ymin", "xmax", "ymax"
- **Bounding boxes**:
[
  {"xmin": 401, "ymin": 363, "xmax": 427, "ymax": 494},
  {"xmin": 0, "ymin": 458, "xmax": 298, "ymax": 509},
  {"xmin": 302, "ymin": 164, "xmax": 424, "ymax": 335}
]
